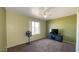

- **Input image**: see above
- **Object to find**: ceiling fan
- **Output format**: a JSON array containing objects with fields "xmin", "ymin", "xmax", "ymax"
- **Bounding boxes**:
[{"xmin": 39, "ymin": 7, "xmax": 53, "ymax": 18}]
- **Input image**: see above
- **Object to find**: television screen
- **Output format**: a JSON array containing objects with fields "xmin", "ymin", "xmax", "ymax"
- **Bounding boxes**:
[{"xmin": 51, "ymin": 29, "xmax": 58, "ymax": 35}]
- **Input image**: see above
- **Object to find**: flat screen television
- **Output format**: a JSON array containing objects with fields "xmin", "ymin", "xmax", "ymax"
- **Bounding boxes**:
[{"xmin": 51, "ymin": 29, "xmax": 58, "ymax": 35}]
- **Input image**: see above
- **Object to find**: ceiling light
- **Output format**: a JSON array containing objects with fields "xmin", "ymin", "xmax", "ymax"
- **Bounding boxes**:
[{"xmin": 39, "ymin": 7, "xmax": 52, "ymax": 18}]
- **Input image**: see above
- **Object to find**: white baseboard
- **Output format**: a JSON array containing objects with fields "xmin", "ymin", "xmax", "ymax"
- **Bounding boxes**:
[{"xmin": 63, "ymin": 41, "xmax": 75, "ymax": 44}]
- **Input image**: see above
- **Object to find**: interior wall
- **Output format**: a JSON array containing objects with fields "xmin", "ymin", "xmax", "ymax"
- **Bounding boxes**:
[
  {"xmin": 0, "ymin": 8, "xmax": 7, "ymax": 51},
  {"xmin": 6, "ymin": 10, "xmax": 46, "ymax": 48},
  {"xmin": 76, "ymin": 8, "xmax": 79, "ymax": 52},
  {"xmin": 46, "ymin": 15, "xmax": 76, "ymax": 44}
]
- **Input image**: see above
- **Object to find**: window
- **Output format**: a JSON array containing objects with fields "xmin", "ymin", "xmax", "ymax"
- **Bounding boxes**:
[{"xmin": 31, "ymin": 21, "xmax": 40, "ymax": 35}]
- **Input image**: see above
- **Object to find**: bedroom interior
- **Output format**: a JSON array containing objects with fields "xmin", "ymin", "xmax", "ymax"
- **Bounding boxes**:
[{"xmin": 0, "ymin": 7, "xmax": 79, "ymax": 52}]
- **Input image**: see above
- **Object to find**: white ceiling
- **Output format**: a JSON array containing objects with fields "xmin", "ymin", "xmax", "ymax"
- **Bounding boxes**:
[{"xmin": 6, "ymin": 7, "xmax": 77, "ymax": 20}]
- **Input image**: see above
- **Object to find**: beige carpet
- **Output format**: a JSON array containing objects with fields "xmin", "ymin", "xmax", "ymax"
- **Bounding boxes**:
[{"xmin": 7, "ymin": 39, "xmax": 75, "ymax": 52}]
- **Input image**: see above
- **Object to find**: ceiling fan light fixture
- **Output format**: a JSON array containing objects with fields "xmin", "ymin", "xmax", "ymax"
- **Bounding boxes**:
[
  {"xmin": 39, "ymin": 7, "xmax": 51, "ymax": 19},
  {"xmin": 44, "ymin": 15, "xmax": 47, "ymax": 18}
]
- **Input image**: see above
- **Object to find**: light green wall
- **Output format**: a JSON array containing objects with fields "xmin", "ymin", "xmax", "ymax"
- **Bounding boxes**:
[
  {"xmin": 46, "ymin": 15, "xmax": 76, "ymax": 44},
  {"xmin": 0, "ymin": 8, "xmax": 7, "ymax": 51},
  {"xmin": 6, "ymin": 10, "xmax": 46, "ymax": 48}
]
